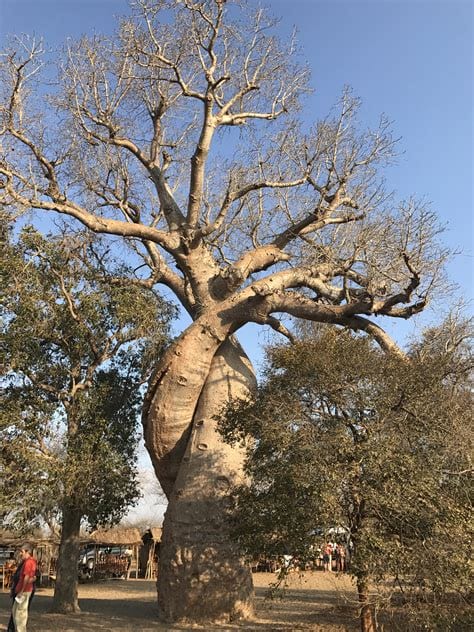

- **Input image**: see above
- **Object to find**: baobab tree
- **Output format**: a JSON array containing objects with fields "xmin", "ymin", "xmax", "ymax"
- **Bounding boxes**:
[{"xmin": 0, "ymin": 0, "xmax": 448, "ymax": 622}]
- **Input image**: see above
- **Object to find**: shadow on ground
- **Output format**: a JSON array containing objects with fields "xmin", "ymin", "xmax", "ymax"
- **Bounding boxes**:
[{"xmin": 0, "ymin": 575, "xmax": 358, "ymax": 631}]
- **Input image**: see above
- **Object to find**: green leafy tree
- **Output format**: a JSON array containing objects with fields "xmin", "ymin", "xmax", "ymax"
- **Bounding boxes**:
[
  {"xmin": 0, "ymin": 226, "xmax": 173, "ymax": 613},
  {"xmin": 219, "ymin": 325, "xmax": 473, "ymax": 632}
]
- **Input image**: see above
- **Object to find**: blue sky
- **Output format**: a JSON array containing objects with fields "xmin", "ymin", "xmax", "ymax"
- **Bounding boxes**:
[{"xmin": 1, "ymin": 0, "xmax": 472, "ymax": 362}]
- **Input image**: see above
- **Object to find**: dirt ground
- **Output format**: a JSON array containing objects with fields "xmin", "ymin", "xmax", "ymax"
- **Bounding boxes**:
[{"xmin": 0, "ymin": 572, "xmax": 360, "ymax": 631}]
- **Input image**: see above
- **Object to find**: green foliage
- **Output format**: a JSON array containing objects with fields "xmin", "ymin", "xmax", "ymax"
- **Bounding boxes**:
[
  {"xmin": 0, "ymin": 226, "xmax": 173, "ymax": 531},
  {"xmin": 57, "ymin": 358, "xmax": 144, "ymax": 525},
  {"xmin": 0, "ymin": 389, "xmax": 58, "ymax": 531},
  {"xmin": 219, "ymin": 325, "xmax": 473, "ymax": 619}
]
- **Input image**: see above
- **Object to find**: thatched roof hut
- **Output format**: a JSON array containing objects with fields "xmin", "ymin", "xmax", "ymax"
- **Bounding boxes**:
[
  {"xmin": 0, "ymin": 531, "xmax": 59, "ymax": 585},
  {"xmin": 80, "ymin": 528, "xmax": 142, "ymax": 580},
  {"xmin": 82, "ymin": 528, "xmax": 142, "ymax": 546},
  {"xmin": 0, "ymin": 530, "xmax": 59, "ymax": 547},
  {"xmin": 0, "ymin": 531, "xmax": 20, "ymax": 547}
]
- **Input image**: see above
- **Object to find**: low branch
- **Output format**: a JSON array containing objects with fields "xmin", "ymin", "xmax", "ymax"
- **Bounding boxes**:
[
  {"xmin": 253, "ymin": 314, "xmax": 295, "ymax": 343},
  {"xmin": 248, "ymin": 291, "xmax": 404, "ymax": 356},
  {"xmin": 0, "ymin": 168, "xmax": 179, "ymax": 250}
]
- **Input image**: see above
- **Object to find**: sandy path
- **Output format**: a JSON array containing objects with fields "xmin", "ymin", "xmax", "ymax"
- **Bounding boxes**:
[{"xmin": 0, "ymin": 572, "xmax": 359, "ymax": 631}]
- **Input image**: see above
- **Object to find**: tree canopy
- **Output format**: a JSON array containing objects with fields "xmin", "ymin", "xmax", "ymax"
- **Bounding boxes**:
[
  {"xmin": 1, "ymin": 225, "xmax": 173, "ymax": 531},
  {"xmin": 219, "ymin": 324, "xmax": 473, "ymax": 631}
]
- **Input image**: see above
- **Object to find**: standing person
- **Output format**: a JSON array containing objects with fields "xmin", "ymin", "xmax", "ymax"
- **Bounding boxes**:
[
  {"xmin": 11, "ymin": 544, "xmax": 37, "ymax": 632},
  {"xmin": 7, "ymin": 556, "xmax": 21, "ymax": 632},
  {"xmin": 323, "ymin": 542, "xmax": 333, "ymax": 571},
  {"xmin": 335, "ymin": 544, "xmax": 346, "ymax": 572},
  {"xmin": 4, "ymin": 552, "xmax": 17, "ymax": 589}
]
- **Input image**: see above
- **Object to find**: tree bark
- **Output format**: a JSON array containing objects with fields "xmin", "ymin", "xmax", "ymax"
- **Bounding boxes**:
[
  {"xmin": 143, "ymin": 317, "xmax": 231, "ymax": 498},
  {"xmin": 147, "ymin": 336, "xmax": 256, "ymax": 623},
  {"xmin": 52, "ymin": 505, "xmax": 82, "ymax": 613},
  {"xmin": 357, "ymin": 577, "xmax": 377, "ymax": 632}
]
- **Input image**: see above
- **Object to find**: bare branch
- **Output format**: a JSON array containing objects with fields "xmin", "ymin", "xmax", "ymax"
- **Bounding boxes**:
[
  {"xmin": 260, "ymin": 291, "xmax": 404, "ymax": 356},
  {"xmin": 201, "ymin": 175, "xmax": 308, "ymax": 238}
]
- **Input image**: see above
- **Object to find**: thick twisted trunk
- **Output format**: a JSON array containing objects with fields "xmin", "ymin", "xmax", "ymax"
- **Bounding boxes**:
[
  {"xmin": 144, "ymin": 325, "xmax": 256, "ymax": 623},
  {"xmin": 52, "ymin": 506, "xmax": 81, "ymax": 613},
  {"xmin": 143, "ymin": 317, "xmax": 231, "ymax": 497}
]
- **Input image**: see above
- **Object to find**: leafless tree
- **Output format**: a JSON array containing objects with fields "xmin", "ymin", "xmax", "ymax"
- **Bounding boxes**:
[{"xmin": 0, "ymin": 0, "xmax": 449, "ymax": 623}]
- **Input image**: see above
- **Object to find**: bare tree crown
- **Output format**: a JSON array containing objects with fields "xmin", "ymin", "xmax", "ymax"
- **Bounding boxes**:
[{"xmin": 0, "ymin": 0, "xmax": 449, "ymax": 351}]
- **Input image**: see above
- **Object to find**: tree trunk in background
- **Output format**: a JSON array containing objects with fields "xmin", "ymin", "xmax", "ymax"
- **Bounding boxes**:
[
  {"xmin": 52, "ymin": 506, "xmax": 82, "ymax": 613},
  {"xmin": 151, "ymin": 337, "xmax": 256, "ymax": 623},
  {"xmin": 357, "ymin": 577, "xmax": 377, "ymax": 632}
]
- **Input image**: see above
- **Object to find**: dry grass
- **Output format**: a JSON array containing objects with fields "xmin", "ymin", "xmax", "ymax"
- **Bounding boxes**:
[{"xmin": 0, "ymin": 571, "xmax": 360, "ymax": 631}]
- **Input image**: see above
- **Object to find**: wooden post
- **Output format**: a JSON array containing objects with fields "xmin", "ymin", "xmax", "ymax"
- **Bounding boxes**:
[{"xmin": 93, "ymin": 545, "xmax": 98, "ymax": 581}]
